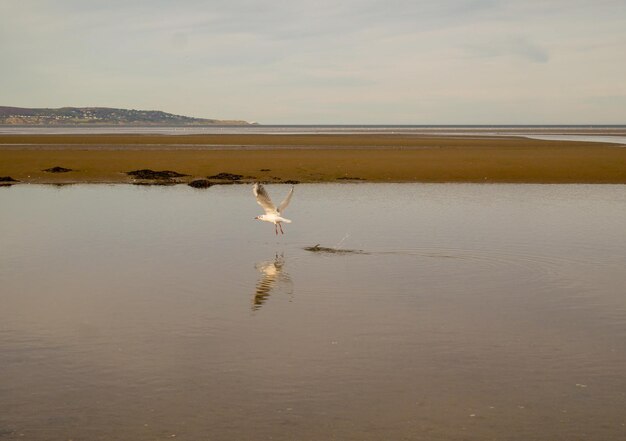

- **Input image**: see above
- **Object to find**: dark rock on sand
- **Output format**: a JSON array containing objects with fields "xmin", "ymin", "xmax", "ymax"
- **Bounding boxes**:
[
  {"xmin": 0, "ymin": 176, "xmax": 18, "ymax": 182},
  {"xmin": 43, "ymin": 166, "xmax": 73, "ymax": 173},
  {"xmin": 337, "ymin": 176, "xmax": 364, "ymax": 180},
  {"xmin": 188, "ymin": 179, "xmax": 214, "ymax": 188},
  {"xmin": 132, "ymin": 180, "xmax": 177, "ymax": 186},
  {"xmin": 127, "ymin": 169, "xmax": 188, "ymax": 179},
  {"xmin": 207, "ymin": 172, "xmax": 243, "ymax": 181},
  {"xmin": 283, "ymin": 180, "xmax": 300, "ymax": 185},
  {"xmin": 260, "ymin": 169, "xmax": 271, "ymax": 172}
]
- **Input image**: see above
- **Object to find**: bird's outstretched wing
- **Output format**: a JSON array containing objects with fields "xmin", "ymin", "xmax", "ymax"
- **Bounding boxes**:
[
  {"xmin": 277, "ymin": 186, "xmax": 294, "ymax": 213},
  {"xmin": 253, "ymin": 183, "xmax": 277, "ymax": 214}
]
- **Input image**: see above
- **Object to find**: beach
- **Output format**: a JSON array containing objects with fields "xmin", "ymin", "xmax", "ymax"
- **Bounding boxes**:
[{"xmin": 1, "ymin": 133, "xmax": 625, "ymax": 184}]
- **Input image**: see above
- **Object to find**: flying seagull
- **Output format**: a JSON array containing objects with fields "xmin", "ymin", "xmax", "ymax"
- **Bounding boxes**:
[{"xmin": 253, "ymin": 183, "xmax": 294, "ymax": 235}]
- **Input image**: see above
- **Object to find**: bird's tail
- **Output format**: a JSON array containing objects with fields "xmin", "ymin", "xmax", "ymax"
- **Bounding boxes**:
[{"xmin": 281, "ymin": 218, "xmax": 292, "ymax": 224}]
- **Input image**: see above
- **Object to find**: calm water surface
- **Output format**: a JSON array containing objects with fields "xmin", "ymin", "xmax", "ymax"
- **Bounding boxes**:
[
  {"xmin": 2, "ymin": 125, "xmax": 626, "ymax": 145},
  {"xmin": 1, "ymin": 184, "xmax": 625, "ymax": 441}
]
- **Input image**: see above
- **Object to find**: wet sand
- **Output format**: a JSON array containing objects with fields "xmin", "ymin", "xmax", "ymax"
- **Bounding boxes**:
[{"xmin": 1, "ymin": 133, "xmax": 625, "ymax": 183}]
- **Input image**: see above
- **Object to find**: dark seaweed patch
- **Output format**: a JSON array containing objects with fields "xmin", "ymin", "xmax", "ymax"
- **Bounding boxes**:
[
  {"xmin": 188, "ymin": 179, "xmax": 214, "ymax": 188},
  {"xmin": 127, "ymin": 169, "xmax": 187, "ymax": 179},
  {"xmin": 206, "ymin": 172, "xmax": 244, "ymax": 181},
  {"xmin": 43, "ymin": 166, "xmax": 73, "ymax": 173}
]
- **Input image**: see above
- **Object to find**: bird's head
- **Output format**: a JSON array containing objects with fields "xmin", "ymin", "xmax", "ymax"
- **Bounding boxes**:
[{"xmin": 254, "ymin": 215, "xmax": 261, "ymax": 220}]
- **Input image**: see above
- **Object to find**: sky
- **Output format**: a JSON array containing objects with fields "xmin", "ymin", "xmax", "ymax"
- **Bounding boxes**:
[{"xmin": 1, "ymin": 0, "xmax": 625, "ymax": 124}]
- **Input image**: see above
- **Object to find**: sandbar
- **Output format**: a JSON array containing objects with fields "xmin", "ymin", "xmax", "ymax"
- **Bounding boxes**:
[{"xmin": 1, "ymin": 133, "xmax": 625, "ymax": 184}]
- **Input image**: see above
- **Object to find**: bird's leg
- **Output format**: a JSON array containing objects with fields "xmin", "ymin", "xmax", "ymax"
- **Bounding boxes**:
[
  {"xmin": 275, "ymin": 224, "xmax": 278, "ymax": 235},
  {"xmin": 279, "ymin": 223, "xmax": 284, "ymax": 234}
]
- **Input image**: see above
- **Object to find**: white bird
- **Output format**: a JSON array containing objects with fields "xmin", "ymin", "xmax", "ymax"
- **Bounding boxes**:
[{"xmin": 253, "ymin": 183, "xmax": 294, "ymax": 235}]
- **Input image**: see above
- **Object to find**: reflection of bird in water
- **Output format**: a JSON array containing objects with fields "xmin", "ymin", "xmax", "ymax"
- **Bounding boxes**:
[
  {"xmin": 253, "ymin": 254, "xmax": 293, "ymax": 311},
  {"xmin": 253, "ymin": 183, "xmax": 294, "ymax": 235}
]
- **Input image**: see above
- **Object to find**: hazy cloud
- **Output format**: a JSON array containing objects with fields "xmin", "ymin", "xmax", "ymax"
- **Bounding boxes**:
[{"xmin": 466, "ymin": 36, "xmax": 549, "ymax": 63}]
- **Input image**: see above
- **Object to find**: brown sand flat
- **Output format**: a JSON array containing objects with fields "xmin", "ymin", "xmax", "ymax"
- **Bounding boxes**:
[{"xmin": 1, "ymin": 133, "xmax": 625, "ymax": 184}]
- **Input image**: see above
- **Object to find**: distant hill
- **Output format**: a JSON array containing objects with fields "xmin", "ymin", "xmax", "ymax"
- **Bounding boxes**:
[{"xmin": 0, "ymin": 106, "xmax": 250, "ymax": 126}]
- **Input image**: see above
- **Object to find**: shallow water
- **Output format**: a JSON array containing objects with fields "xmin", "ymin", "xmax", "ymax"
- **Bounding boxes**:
[
  {"xmin": 521, "ymin": 134, "xmax": 626, "ymax": 146},
  {"xmin": 2, "ymin": 125, "xmax": 626, "ymax": 146},
  {"xmin": 1, "ymin": 184, "xmax": 625, "ymax": 441}
]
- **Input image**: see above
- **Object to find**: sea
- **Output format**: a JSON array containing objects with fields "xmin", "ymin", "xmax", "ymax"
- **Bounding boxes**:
[{"xmin": 1, "ymin": 125, "xmax": 625, "ymax": 145}]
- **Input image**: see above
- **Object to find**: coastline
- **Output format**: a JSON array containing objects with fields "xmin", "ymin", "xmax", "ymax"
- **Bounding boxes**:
[{"xmin": 1, "ymin": 133, "xmax": 625, "ymax": 184}]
